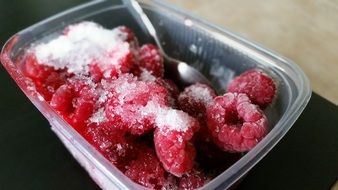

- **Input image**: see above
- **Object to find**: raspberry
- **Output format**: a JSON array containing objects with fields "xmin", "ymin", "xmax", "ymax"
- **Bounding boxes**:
[
  {"xmin": 125, "ymin": 144, "xmax": 166, "ymax": 189},
  {"xmin": 206, "ymin": 92, "xmax": 268, "ymax": 152},
  {"xmin": 178, "ymin": 83, "xmax": 216, "ymax": 118},
  {"xmin": 162, "ymin": 174, "xmax": 179, "ymax": 190},
  {"xmin": 153, "ymin": 110, "xmax": 200, "ymax": 177},
  {"xmin": 227, "ymin": 69, "xmax": 276, "ymax": 108},
  {"xmin": 115, "ymin": 26, "xmax": 139, "ymax": 49},
  {"xmin": 134, "ymin": 44, "xmax": 164, "ymax": 78},
  {"xmin": 50, "ymin": 84, "xmax": 74, "ymax": 113},
  {"xmin": 50, "ymin": 78, "xmax": 97, "ymax": 133},
  {"xmin": 89, "ymin": 42, "xmax": 135, "ymax": 80},
  {"xmin": 88, "ymin": 43, "xmax": 136, "ymax": 81},
  {"xmin": 135, "ymin": 69, "xmax": 180, "ymax": 105},
  {"xmin": 71, "ymin": 87, "xmax": 96, "ymax": 128},
  {"xmin": 22, "ymin": 53, "xmax": 53, "ymax": 80},
  {"xmin": 84, "ymin": 122, "xmax": 137, "ymax": 171},
  {"xmin": 104, "ymin": 75, "xmax": 169, "ymax": 135},
  {"xmin": 155, "ymin": 78, "xmax": 180, "ymax": 108},
  {"xmin": 108, "ymin": 42, "xmax": 135, "ymax": 73},
  {"xmin": 88, "ymin": 62, "xmax": 103, "ymax": 83},
  {"xmin": 178, "ymin": 168, "xmax": 207, "ymax": 190},
  {"xmin": 38, "ymin": 71, "xmax": 69, "ymax": 101},
  {"xmin": 23, "ymin": 53, "xmax": 69, "ymax": 100},
  {"xmin": 154, "ymin": 128, "xmax": 196, "ymax": 177},
  {"xmin": 178, "ymin": 83, "xmax": 216, "ymax": 142}
]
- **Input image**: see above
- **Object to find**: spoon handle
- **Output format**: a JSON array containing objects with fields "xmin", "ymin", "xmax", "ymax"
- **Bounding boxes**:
[{"xmin": 123, "ymin": 0, "xmax": 163, "ymax": 53}]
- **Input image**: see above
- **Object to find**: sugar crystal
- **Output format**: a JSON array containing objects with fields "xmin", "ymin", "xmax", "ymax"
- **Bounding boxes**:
[{"xmin": 34, "ymin": 21, "xmax": 128, "ymax": 74}]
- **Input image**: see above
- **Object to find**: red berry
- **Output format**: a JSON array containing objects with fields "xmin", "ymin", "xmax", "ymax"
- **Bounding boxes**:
[
  {"xmin": 178, "ymin": 83, "xmax": 216, "ymax": 117},
  {"xmin": 135, "ymin": 44, "xmax": 164, "ymax": 78},
  {"xmin": 155, "ymin": 78, "xmax": 180, "ymax": 108},
  {"xmin": 206, "ymin": 92, "xmax": 268, "ymax": 152},
  {"xmin": 227, "ymin": 69, "xmax": 276, "ymax": 108},
  {"xmin": 84, "ymin": 122, "xmax": 137, "ymax": 171},
  {"xmin": 106, "ymin": 42, "xmax": 135, "ymax": 77},
  {"xmin": 104, "ymin": 75, "xmax": 169, "ymax": 135},
  {"xmin": 50, "ymin": 84, "xmax": 74, "ymax": 113},
  {"xmin": 22, "ymin": 53, "xmax": 53, "ymax": 80},
  {"xmin": 22, "ymin": 53, "xmax": 69, "ymax": 101},
  {"xmin": 87, "ymin": 44, "xmax": 135, "ymax": 81},
  {"xmin": 178, "ymin": 83, "xmax": 216, "ymax": 142},
  {"xmin": 88, "ymin": 62, "xmax": 103, "ymax": 83},
  {"xmin": 71, "ymin": 88, "xmax": 95, "ymax": 127},
  {"xmin": 125, "ymin": 144, "xmax": 166, "ymax": 189},
  {"xmin": 50, "ymin": 78, "xmax": 97, "ymax": 133},
  {"xmin": 178, "ymin": 168, "xmax": 207, "ymax": 190},
  {"xmin": 115, "ymin": 26, "xmax": 139, "ymax": 49},
  {"xmin": 153, "ymin": 110, "xmax": 200, "ymax": 177},
  {"xmin": 110, "ymin": 43, "xmax": 135, "ymax": 74},
  {"xmin": 40, "ymin": 71, "xmax": 70, "ymax": 101}
]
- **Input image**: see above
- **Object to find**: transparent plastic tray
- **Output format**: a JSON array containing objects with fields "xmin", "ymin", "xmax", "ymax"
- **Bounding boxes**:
[{"xmin": 1, "ymin": 0, "xmax": 311, "ymax": 189}]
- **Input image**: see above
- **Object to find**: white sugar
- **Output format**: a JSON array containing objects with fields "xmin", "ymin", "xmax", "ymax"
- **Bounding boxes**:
[
  {"xmin": 141, "ymin": 101, "xmax": 193, "ymax": 132},
  {"xmin": 189, "ymin": 86, "xmax": 214, "ymax": 104},
  {"xmin": 97, "ymin": 90, "xmax": 112, "ymax": 104},
  {"xmin": 34, "ymin": 21, "xmax": 127, "ymax": 74},
  {"xmin": 101, "ymin": 74, "xmax": 140, "ymax": 105},
  {"xmin": 139, "ymin": 69, "xmax": 156, "ymax": 82},
  {"xmin": 155, "ymin": 109, "xmax": 192, "ymax": 132},
  {"xmin": 89, "ymin": 107, "xmax": 107, "ymax": 123}
]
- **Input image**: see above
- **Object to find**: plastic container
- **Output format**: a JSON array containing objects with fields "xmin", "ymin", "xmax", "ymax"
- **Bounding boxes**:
[{"xmin": 1, "ymin": 0, "xmax": 311, "ymax": 189}]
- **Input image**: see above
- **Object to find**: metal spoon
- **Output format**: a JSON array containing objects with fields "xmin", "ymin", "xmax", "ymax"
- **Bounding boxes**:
[{"xmin": 123, "ymin": 0, "xmax": 212, "ymax": 87}]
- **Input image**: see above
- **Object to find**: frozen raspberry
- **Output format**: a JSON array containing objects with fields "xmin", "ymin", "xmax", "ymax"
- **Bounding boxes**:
[
  {"xmin": 155, "ymin": 78, "xmax": 180, "ymax": 108},
  {"xmin": 22, "ymin": 53, "xmax": 53, "ymax": 80},
  {"xmin": 162, "ymin": 174, "xmax": 179, "ymax": 190},
  {"xmin": 178, "ymin": 83, "xmax": 216, "ymax": 142},
  {"xmin": 115, "ymin": 26, "xmax": 139, "ymax": 49},
  {"xmin": 133, "ymin": 44, "xmax": 164, "ymax": 78},
  {"xmin": 178, "ymin": 168, "xmax": 207, "ymax": 190},
  {"xmin": 40, "ymin": 71, "xmax": 69, "ymax": 101},
  {"xmin": 23, "ymin": 53, "xmax": 69, "ymax": 100},
  {"xmin": 50, "ymin": 78, "xmax": 97, "ymax": 133},
  {"xmin": 206, "ymin": 92, "xmax": 268, "ymax": 152},
  {"xmin": 104, "ymin": 75, "xmax": 169, "ymax": 135},
  {"xmin": 84, "ymin": 122, "xmax": 137, "ymax": 171},
  {"xmin": 88, "ymin": 62, "xmax": 103, "ymax": 83},
  {"xmin": 89, "ymin": 42, "xmax": 135, "ymax": 80},
  {"xmin": 227, "ymin": 69, "xmax": 276, "ymax": 108},
  {"xmin": 50, "ymin": 84, "xmax": 74, "ymax": 113},
  {"xmin": 108, "ymin": 42, "xmax": 134, "ymax": 74},
  {"xmin": 154, "ymin": 128, "xmax": 196, "ymax": 177},
  {"xmin": 153, "ymin": 109, "xmax": 200, "ymax": 177},
  {"xmin": 178, "ymin": 83, "xmax": 216, "ymax": 119},
  {"xmin": 137, "ymin": 68, "xmax": 163, "ymax": 84},
  {"xmin": 71, "ymin": 88, "xmax": 96, "ymax": 127},
  {"xmin": 135, "ymin": 70, "xmax": 179, "ymax": 104},
  {"xmin": 125, "ymin": 144, "xmax": 166, "ymax": 189}
]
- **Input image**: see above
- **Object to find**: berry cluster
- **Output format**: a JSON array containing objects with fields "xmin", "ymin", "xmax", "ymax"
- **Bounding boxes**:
[{"xmin": 22, "ymin": 21, "xmax": 276, "ymax": 189}]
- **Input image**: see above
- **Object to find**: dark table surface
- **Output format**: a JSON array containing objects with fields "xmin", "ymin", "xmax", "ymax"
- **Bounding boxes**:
[{"xmin": 0, "ymin": 1, "xmax": 337, "ymax": 190}]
